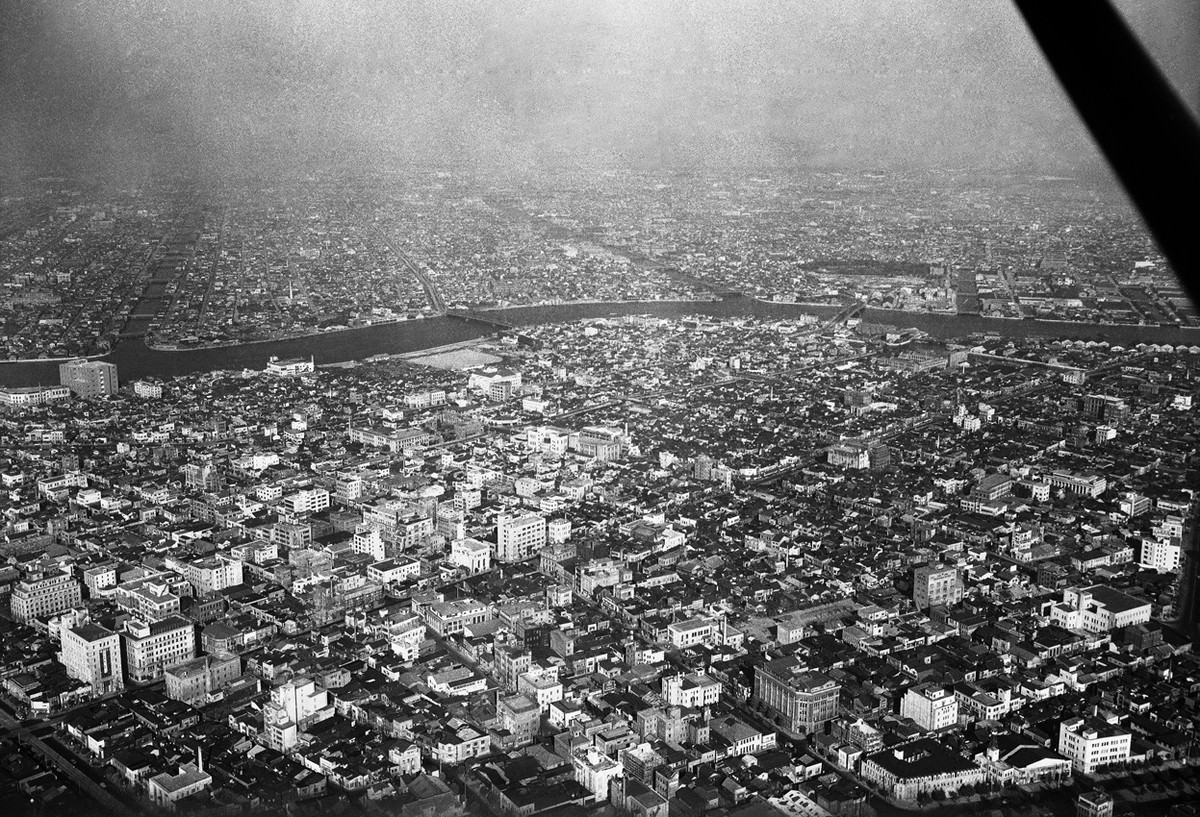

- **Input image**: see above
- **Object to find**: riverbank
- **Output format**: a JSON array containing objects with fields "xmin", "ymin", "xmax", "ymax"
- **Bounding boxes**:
[
  {"xmin": 0, "ymin": 350, "xmax": 111, "ymax": 365},
  {"xmin": 2, "ymin": 298, "xmax": 1198, "ymax": 387},
  {"xmin": 143, "ymin": 314, "xmax": 433, "ymax": 352}
]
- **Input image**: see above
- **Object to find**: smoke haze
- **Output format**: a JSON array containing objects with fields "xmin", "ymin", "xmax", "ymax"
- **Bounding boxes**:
[{"xmin": 2, "ymin": 0, "xmax": 1197, "ymax": 184}]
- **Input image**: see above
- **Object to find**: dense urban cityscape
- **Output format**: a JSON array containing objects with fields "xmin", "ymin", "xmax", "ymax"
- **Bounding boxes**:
[
  {"xmin": 3, "ymin": 1, "xmax": 1200, "ymax": 817},
  {"xmin": 0, "ymin": 170, "xmax": 1188, "ymax": 359},
  {"xmin": 0, "ymin": 270, "xmax": 1198, "ymax": 817}
]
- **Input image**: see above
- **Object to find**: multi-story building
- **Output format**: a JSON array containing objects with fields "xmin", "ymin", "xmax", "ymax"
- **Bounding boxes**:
[
  {"xmin": 666, "ymin": 617, "xmax": 722, "ymax": 649},
  {"xmin": 859, "ymin": 739, "xmax": 985, "ymax": 801},
  {"xmin": 497, "ymin": 693, "xmax": 541, "ymax": 748},
  {"xmin": 494, "ymin": 643, "xmax": 531, "ymax": 691},
  {"xmin": 0, "ymin": 385, "xmax": 71, "ymax": 406},
  {"xmin": 496, "ymin": 513, "xmax": 547, "ymax": 563},
  {"xmin": 59, "ymin": 623, "xmax": 123, "ymax": 695},
  {"xmin": 517, "ymin": 671, "xmax": 563, "ymax": 712},
  {"xmin": 828, "ymin": 441, "xmax": 870, "ymax": 469},
  {"xmin": 132, "ymin": 380, "xmax": 163, "ymax": 398},
  {"xmin": 165, "ymin": 554, "xmax": 243, "ymax": 597},
  {"xmin": 433, "ymin": 725, "xmax": 490, "ymax": 766},
  {"xmin": 1139, "ymin": 538, "xmax": 1182, "ymax": 573},
  {"xmin": 572, "ymin": 426, "xmax": 629, "ymax": 462},
  {"xmin": 662, "ymin": 673, "xmax": 722, "ymax": 708},
  {"xmin": 900, "ymin": 684, "xmax": 958, "ymax": 732},
  {"xmin": 281, "ymin": 487, "xmax": 330, "ymax": 516},
  {"xmin": 1051, "ymin": 586, "xmax": 1152, "ymax": 633},
  {"xmin": 754, "ymin": 659, "xmax": 840, "ymax": 733},
  {"xmin": 164, "ymin": 654, "xmax": 242, "ymax": 706},
  {"xmin": 81, "ymin": 563, "xmax": 118, "ymax": 597},
  {"xmin": 1046, "ymin": 471, "xmax": 1107, "ymax": 498},
  {"xmin": 423, "ymin": 598, "xmax": 492, "ymax": 637},
  {"xmin": 366, "ymin": 557, "xmax": 420, "ymax": 585},
  {"xmin": 59, "ymin": 359, "xmax": 118, "ymax": 397},
  {"xmin": 1058, "ymin": 717, "xmax": 1131, "ymax": 774},
  {"xmin": 116, "ymin": 576, "xmax": 183, "ymax": 622},
  {"xmin": 263, "ymin": 676, "xmax": 333, "ymax": 751},
  {"xmin": 11, "ymin": 572, "xmax": 83, "ymax": 624},
  {"xmin": 122, "ymin": 615, "xmax": 196, "ymax": 683},
  {"xmin": 574, "ymin": 746, "xmax": 623, "ymax": 803},
  {"xmin": 912, "ymin": 564, "xmax": 964, "ymax": 610},
  {"xmin": 450, "ymin": 537, "xmax": 491, "ymax": 574},
  {"xmin": 467, "ymin": 367, "xmax": 522, "ymax": 401},
  {"xmin": 351, "ymin": 525, "xmax": 385, "ymax": 561}
]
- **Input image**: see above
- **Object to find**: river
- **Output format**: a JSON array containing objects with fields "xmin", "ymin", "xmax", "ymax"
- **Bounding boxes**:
[{"xmin": 2, "ymin": 297, "xmax": 1199, "ymax": 387}]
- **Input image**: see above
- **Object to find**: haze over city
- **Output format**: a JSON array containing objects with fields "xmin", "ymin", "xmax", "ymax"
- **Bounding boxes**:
[{"xmin": 2, "ymin": 0, "xmax": 1197, "ymax": 185}]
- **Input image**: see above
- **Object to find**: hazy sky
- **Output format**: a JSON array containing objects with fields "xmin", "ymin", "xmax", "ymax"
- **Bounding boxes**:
[{"xmin": 1, "ymin": 0, "xmax": 1197, "ymax": 183}]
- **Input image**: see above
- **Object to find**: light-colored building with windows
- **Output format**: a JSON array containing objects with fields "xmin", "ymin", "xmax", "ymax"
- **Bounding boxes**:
[
  {"xmin": 59, "ymin": 623, "xmax": 123, "ymax": 695},
  {"xmin": 913, "ymin": 564, "xmax": 963, "ymax": 610},
  {"xmin": 424, "ymin": 598, "xmax": 492, "ymax": 637},
  {"xmin": 1051, "ymin": 586, "xmax": 1152, "ymax": 633},
  {"xmin": 147, "ymin": 761, "xmax": 212, "ymax": 810},
  {"xmin": 59, "ymin": 359, "xmax": 118, "ymax": 397},
  {"xmin": 122, "ymin": 615, "xmax": 196, "ymax": 683},
  {"xmin": 11, "ymin": 572, "xmax": 83, "ymax": 624},
  {"xmin": 1058, "ymin": 717, "xmax": 1131, "ymax": 774},
  {"xmin": 662, "ymin": 673, "xmax": 721, "ymax": 708},
  {"xmin": 496, "ymin": 513, "xmax": 547, "ymax": 563},
  {"xmin": 754, "ymin": 659, "xmax": 840, "ymax": 734},
  {"xmin": 450, "ymin": 537, "xmax": 492, "ymax": 574},
  {"xmin": 901, "ymin": 684, "xmax": 958, "ymax": 732},
  {"xmin": 574, "ymin": 746, "xmax": 623, "ymax": 803}
]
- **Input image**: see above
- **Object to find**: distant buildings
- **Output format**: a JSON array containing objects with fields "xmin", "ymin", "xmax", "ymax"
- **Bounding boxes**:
[
  {"xmin": 133, "ymin": 380, "xmax": 163, "ymax": 398},
  {"xmin": 468, "ymin": 367, "xmax": 522, "ymax": 401},
  {"xmin": 58, "ymin": 358, "xmax": 118, "ymax": 397},
  {"xmin": 0, "ymin": 385, "xmax": 70, "ymax": 406},
  {"xmin": 265, "ymin": 356, "xmax": 314, "ymax": 377}
]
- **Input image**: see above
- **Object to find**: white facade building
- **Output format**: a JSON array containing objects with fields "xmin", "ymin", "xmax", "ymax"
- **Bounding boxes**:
[
  {"xmin": 496, "ymin": 513, "xmax": 547, "ymax": 563},
  {"xmin": 450, "ymin": 537, "xmax": 492, "ymax": 574},
  {"xmin": 900, "ymin": 684, "xmax": 958, "ymax": 732},
  {"xmin": 1058, "ymin": 717, "xmax": 1131, "ymax": 774},
  {"xmin": 11, "ymin": 572, "xmax": 83, "ymax": 624},
  {"xmin": 59, "ymin": 623, "xmax": 123, "ymax": 695},
  {"xmin": 122, "ymin": 615, "xmax": 196, "ymax": 683}
]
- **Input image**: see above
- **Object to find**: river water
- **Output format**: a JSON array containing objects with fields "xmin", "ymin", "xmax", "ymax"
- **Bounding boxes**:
[{"xmin": 2, "ymin": 297, "xmax": 1198, "ymax": 387}]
